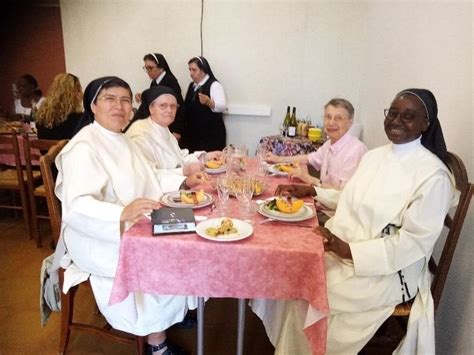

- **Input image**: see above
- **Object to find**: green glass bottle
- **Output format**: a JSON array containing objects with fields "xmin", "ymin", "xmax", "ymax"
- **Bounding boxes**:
[
  {"xmin": 282, "ymin": 106, "xmax": 291, "ymax": 136},
  {"xmin": 288, "ymin": 107, "xmax": 297, "ymax": 137}
]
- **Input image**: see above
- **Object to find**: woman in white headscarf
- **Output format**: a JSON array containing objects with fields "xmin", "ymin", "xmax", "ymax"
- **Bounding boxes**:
[{"xmin": 54, "ymin": 76, "xmax": 205, "ymax": 355}]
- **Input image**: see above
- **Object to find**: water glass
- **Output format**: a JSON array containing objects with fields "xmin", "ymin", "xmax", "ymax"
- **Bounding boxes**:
[{"xmin": 234, "ymin": 174, "xmax": 255, "ymax": 223}]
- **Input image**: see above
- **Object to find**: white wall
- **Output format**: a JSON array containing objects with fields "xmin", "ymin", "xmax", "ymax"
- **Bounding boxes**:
[{"xmin": 61, "ymin": 0, "xmax": 473, "ymax": 352}]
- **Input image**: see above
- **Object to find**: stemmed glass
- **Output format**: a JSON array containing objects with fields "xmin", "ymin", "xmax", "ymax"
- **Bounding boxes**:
[
  {"xmin": 234, "ymin": 174, "xmax": 255, "ymax": 223},
  {"xmin": 216, "ymin": 175, "xmax": 230, "ymax": 217}
]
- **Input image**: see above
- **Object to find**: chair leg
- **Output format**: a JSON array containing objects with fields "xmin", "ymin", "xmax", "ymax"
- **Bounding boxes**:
[
  {"xmin": 29, "ymin": 195, "xmax": 42, "ymax": 247},
  {"xmin": 59, "ymin": 282, "xmax": 77, "ymax": 354},
  {"xmin": 136, "ymin": 335, "xmax": 146, "ymax": 355},
  {"xmin": 17, "ymin": 186, "xmax": 33, "ymax": 242}
]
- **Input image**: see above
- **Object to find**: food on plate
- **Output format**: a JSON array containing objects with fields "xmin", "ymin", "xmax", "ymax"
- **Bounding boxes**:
[
  {"xmin": 205, "ymin": 218, "xmax": 238, "ymax": 237},
  {"xmin": 265, "ymin": 196, "xmax": 304, "ymax": 213},
  {"xmin": 206, "ymin": 159, "xmax": 223, "ymax": 169},
  {"xmin": 180, "ymin": 189, "xmax": 205, "ymax": 204},
  {"xmin": 275, "ymin": 163, "xmax": 299, "ymax": 173}
]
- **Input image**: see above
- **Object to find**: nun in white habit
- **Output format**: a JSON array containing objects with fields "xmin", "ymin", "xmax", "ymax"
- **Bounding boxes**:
[
  {"xmin": 54, "ymin": 77, "xmax": 205, "ymax": 354},
  {"xmin": 125, "ymin": 85, "xmax": 222, "ymax": 176},
  {"xmin": 251, "ymin": 88, "xmax": 457, "ymax": 355}
]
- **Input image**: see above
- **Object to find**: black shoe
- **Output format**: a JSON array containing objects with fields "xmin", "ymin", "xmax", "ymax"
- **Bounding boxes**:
[{"xmin": 146, "ymin": 340, "xmax": 186, "ymax": 355}]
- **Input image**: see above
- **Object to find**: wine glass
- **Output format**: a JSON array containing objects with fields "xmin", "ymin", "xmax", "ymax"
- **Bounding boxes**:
[{"xmin": 216, "ymin": 175, "xmax": 230, "ymax": 216}]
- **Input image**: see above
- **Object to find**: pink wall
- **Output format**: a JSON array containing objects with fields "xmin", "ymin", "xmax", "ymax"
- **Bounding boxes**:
[{"xmin": 0, "ymin": 2, "xmax": 65, "ymax": 117}]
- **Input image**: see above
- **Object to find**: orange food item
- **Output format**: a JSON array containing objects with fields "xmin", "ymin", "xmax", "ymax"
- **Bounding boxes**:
[
  {"xmin": 278, "ymin": 163, "xmax": 299, "ymax": 173},
  {"xmin": 206, "ymin": 160, "xmax": 223, "ymax": 169},
  {"xmin": 180, "ymin": 190, "xmax": 205, "ymax": 204},
  {"xmin": 275, "ymin": 197, "xmax": 304, "ymax": 213}
]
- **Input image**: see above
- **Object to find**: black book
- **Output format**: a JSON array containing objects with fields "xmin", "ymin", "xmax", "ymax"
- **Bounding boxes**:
[{"xmin": 151, "ymin": 207, "xmax": 196, "ymax": 235}]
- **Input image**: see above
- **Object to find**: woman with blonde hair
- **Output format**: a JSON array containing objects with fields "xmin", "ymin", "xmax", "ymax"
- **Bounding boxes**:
[{"xmin": 36, "ymin": 73, "xmax": 83, "ymax": 140}]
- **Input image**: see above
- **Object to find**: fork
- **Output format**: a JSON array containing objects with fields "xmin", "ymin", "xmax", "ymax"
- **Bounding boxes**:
[{"xmin": 258, "ymin": 218, "xmax": 314, "ymax": 228}]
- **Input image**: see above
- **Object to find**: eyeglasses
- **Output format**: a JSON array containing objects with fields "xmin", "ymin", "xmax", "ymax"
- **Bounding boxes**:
[
  {"xmin": 142, "ymin": 66, "xmax": 157, "ymax": 72},
  {"xmin": 323, "ymin": 114, "xmax": 348, "ymax": 123},
  {"xmin": 155, "ymin": 103, "xmax": 180, "ymax": 110},
  {"xmin": 383, "ymin": 109, "xmax": 422, "ymax": 124},
  {"xmin": 98, "ymin": 95, "xmax": 132, "ymax": 106}
]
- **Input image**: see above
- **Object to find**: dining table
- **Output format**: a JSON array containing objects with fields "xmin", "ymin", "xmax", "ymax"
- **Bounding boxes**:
[
  {"xmin": 0, "ymin": 121, "xmax": 39, "ymax": 166},
  {"xmin": 109, "ymin": 159, "xmax": 329, "ymax": 355}
]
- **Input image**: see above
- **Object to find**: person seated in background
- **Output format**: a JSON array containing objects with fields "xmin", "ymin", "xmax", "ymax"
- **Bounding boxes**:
[
  {"xmin": 12, "ymin": 74, "xmax": 45, "ymax": 118},
  {"xmin": 254, "ymin": 88, "xmax": 457, "ymax": 355},
  {"xmin": 183, "ymin": 56, "xmax": 227, "ymax": 152},
  {"xmin": 266, "ymin": 98, "xmax": 367, "ymax": 212},
  {"xmin": 36, "ymin": 73, "xmax": 83, "ymax": 140},
  {"xmin": 53, "ymin": 76, "xmax": 206, "ymax": 355},
  {"xmin": 126, "ymin": 85, "xmax": 222, "ymax": 176},
  {"xmin": 130, "ymin": 53, "xmax": 185, "ymax": 141}
]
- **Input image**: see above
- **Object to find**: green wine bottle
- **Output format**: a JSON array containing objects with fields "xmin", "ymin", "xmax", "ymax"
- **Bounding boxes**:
[{"xmin": 288, "ymin": 107, "xmax": 297, "ymax": 137}]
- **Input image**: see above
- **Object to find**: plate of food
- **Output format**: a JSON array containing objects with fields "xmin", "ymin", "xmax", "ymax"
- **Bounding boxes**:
[
  {"xmin": 267, "ymin": 163, "xmax": 300, "ymax": 176},
  {"xmin": 205, "ymin": 158, "xmax": 226, "ymax": 174},
  {"xmin": 257, "ymin": 196, "xmax": 315, "ymax": 221},
  {"xmin": 160, "ymin": 190, "xmax": 214, "ymax": 209},
  {"xmin": 196, "ymin": 217, "xmax": 253, "ymax": 242}
]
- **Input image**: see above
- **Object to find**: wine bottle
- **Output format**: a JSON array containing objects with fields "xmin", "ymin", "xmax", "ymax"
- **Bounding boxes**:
[
  {"xmin": 282, "ymin": 106, "xmax": 290, "ymax": 136},
  {"xmin": 288, "ymin": 107, "xmax": 297, "ymax": 138}
]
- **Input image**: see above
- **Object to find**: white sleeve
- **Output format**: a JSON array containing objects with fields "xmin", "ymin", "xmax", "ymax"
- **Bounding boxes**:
[
  {"xmin": 314, "ymin": 187, "xmax": 341, "ymax": 210},
  {"xmin": 57, "ymin": 143, "xmax": 124, "ymax": 244},
  {"xmin": 210, "ymin": 81, "xmax": 226, "ymax": 113},
  {"xmin": 154, "ymin": 168, "xmax": 186, "ymax": 193},
  {"xmin": 350, "ymin": 171, "xmax": 454, "ymax": 276}
]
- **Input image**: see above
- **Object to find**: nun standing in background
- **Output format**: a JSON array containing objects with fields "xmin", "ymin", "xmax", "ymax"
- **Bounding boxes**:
[
  {"xmin": 183, "ymin": 56, "xmax": 227, "ymax": 152},
  {"xmin": 133, "ymin": 53, "xmax": 185, "ymax": 140}
]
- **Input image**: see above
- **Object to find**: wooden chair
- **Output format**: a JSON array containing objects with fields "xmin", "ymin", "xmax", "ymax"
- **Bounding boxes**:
[
  {"xmin": 0, "ymin": 132, "xmax": 31, "ymax": 237},
  {"xmin": 23, "ymin": 134, "xmax": 61, "ymax": 247},
  {"xmin": 365, "ymin": 151, "xmax": 474, "ymax": 351},
  {"xmin": 39, "ymin": 141, "xmax": 146, "ymax": 355}
]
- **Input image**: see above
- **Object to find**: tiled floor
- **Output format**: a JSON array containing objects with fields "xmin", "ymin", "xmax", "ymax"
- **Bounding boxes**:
[{"xmin": 0, "ymin": 215, "xmax": 275, "ymax": 355}]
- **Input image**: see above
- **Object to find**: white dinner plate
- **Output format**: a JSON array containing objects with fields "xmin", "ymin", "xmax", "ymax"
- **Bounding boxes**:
[
  {"xmin": 257, "ymin": 202, "xmax": 315, "ymax": 222},
  {"xmin": 267, "ymin": 163, "xmax": 299, "ymax": 176},
  {"xmin": 196, "ymin": 218, "xmax": 253, "ymax": 242},
  {"xmin": 160, "ymin": 191, "xmax": 214, "ymax": 209},
  {"xmin": 205, "ymin": 165, "xmax": 226, "ymax": 174}
]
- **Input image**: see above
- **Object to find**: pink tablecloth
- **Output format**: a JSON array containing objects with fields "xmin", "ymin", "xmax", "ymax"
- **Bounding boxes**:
[{"xmin": 110, "ymin": 163, "xmax": 329, "ymax": 354}]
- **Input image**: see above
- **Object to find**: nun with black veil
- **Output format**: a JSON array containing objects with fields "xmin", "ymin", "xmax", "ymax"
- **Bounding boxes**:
[
  {"xmin": 183, "ymin": 56, "xmax": 227, "ymax": 153},
  {"xmin": 54, "ymin": 76, "xmax": 203, "ymax": 354},
  {"xmin": 131, "ymin": 52, "xmax": 185, "ymax": 140},
  {"xmin": 126, "ymin": 85, "xmax": 222, "ymax": 176},
  {"xmin": 251, "ymin": 89, "xmax": 458, "ymax": 355}
]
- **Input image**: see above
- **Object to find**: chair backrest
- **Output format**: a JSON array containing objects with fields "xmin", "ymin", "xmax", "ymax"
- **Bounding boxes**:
[
  {"xmin": 39, "ymin": 140, "xmax": 68, "ymax": 245},
  {"xmin": 431, "ymin": 151, "xmax": 474, "ymax": 311},
  {"xmin": 23, "ymin": 133, "xmax": 60, "ymax": 185},
  {"xmin": 0, "ymin": 133, "xmax": 23, "ymax": 182}
]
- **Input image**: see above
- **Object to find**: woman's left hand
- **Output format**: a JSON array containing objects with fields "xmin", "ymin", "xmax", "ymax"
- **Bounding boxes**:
[{"xmin": 314, "ymin": 226, "xmax": 352, "ymax": 260}]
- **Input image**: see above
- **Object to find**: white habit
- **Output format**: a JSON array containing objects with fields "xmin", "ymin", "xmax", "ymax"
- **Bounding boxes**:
[
  {"xmin": 252, "ymin": 138, "xmax": 456, "ymax": 354},
  {"xmin": 126, "ymin": 117, "xmax": 205, "ymax": 173},
  {"xmin": 54, "ymin": 122, "xmax": 196, "ymax": 335}
]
